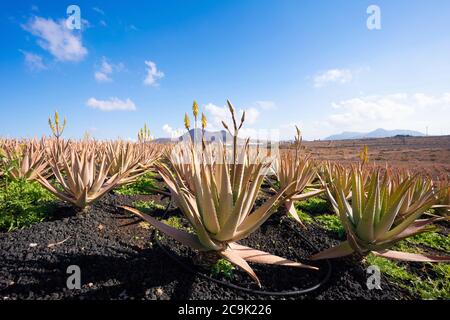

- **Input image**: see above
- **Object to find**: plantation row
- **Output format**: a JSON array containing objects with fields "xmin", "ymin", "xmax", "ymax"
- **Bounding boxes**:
[{"xmin": 0, "ymin": 101, "xmax": 449, "ymax": 286}]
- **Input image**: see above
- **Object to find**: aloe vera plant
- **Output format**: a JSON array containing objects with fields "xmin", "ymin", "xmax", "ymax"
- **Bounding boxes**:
[
  {"xmin": 275, "ymin": 127, "xmax": 324, "ymax": 226},
  {"xmin": 320, "ymin": 162, "xmax": 352, "ymax": 200},
  {"xmin": 312, "ymin": 167, "xmax": 450, "ymax": 262},
  {"xmin": 388, "ymin": 168, "xmax": 450, "ymax": 219},
  {"xmin": 123, "ymin": 101, "xmax": 317, "ymax": 285},
  {"xmin": 137, "ymin": 123, "xmax": 153, "ymax": 143},
  {"xmin": 106, "ymin": 141, "xmax": 160, "ymax": 186},
  {"xmin": 37, "ymin": 141, "xmax": 143, "ymax": 210},
  {"xmin": 433, "ymin": 175, "xmax": 450, "ymax": 216},
  {"xmin": 1, "ymin": 139, "xmax": 49, "ymax": 181}
]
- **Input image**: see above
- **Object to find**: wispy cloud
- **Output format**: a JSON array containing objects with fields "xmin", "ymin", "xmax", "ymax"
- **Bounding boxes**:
[
  {"xmin": 143, "ymin": 60, "xmax": 164, "ymax": 87},
  {"xmin": 92, "ymin": 7, "xmax": 105, "ymax": 15},
  {"xmin": 86, "ymin": 97, "xmax": 136, "ymax": 111},
  {"xmin": 92, "ymin": 7, "xmax": 107, "ymax": 27},
  {"xmin": 328, "ymin": 94, "xmax": 411, "ymax": 127},
  {"xmin": 19, "ymin": 50, "xmax": 47, "ymax": 71},
  {"xmin": 94, "ymin": 71, "xmax": 111, "ymax": 82},
  {"xmin": 162, "ymin": 124, "xmax": 184, "ymax": 138},
  {"xmin": 205, "ymin": 103, "xmax": 260, "ymax": 126},
  {"xmin": 127, "ymin": 24, "xmax": 139, "ymax": 31},
  {"xmin": 313, "ymin": 68, "xmax": 353, "ymax": 88},
  {"xmin": 22, "ymin": 16, "xmax": 88, "ymax": 62},
  {"xmin": 95, "ymin": 58, "xmax": 112, "ymax": 82},
  {"xmin": 325, "ymin": 93, "xmax": 450, "ymax": 134},
  {"xmin": 94, "ymin": 57, "xmax": 124, "ymax": 83},
  {"xmin": 203, "ymin": 103, "xmax": 261, "ymax": 139},
  {"xmin": 254, "ymin": 100, "xmax": 276, "ymax": 110}
]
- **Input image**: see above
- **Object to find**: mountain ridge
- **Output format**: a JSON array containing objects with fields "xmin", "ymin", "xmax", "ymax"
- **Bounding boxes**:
[
  {"xmin": 154, "ymin": 128, "xmax": 235, "ymax": 143},
  {"xmin": 324, "ymin": 128, "xmax": 425, "ymax": 141}
]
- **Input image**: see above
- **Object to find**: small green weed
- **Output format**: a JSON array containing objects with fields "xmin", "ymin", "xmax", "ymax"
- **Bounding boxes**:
[
  {"xmin": 293, "ymin": 208, "xmax": 314, "ymax": 224},
  {"xmin": 132, "ymin": 200, "xmax": 165, "ymax": 213},
  {"xmin": 296, "ymin": 197, "xmax": 330, "ymax": 214},
  {"xmin": 406, "ymin": 231, "xmax": 450, "ymax": 252},
  {"xmin": 162, "ymin": 216, "xmax": 184, "ymax": 230},
  {"xmin": 0, "ymin": 179, "xmax": 56, "ymax": 231},
  {"xmin": 366, "ymin": 250, "xmax": 450, "ymax": 299},
  {"xmin": 115, "ymin": 172, "xmax": 158, "ymax": 195},
  {"xmin": 315, "ymin": 214, "xmax": 345, "ymax": 238},
  {"xmin": 210, "ymin": 258, "xmax": 235, "ymax": 279}
]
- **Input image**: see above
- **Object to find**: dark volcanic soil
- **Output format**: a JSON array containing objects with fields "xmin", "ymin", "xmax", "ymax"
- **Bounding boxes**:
[{"xmin": 0, "ymin": 193, "xmax": 411, "ymax": 300}]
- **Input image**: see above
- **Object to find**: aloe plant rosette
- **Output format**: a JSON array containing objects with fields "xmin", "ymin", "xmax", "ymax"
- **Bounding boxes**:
[
  {"xmin": 123, "ymin": 101, "xmax": 318, "ymax": 285},
  {"xmin": 272, "ymin": 126, "xmax": 324, "ymax": 227},
  {"xmin": 312, "ymin": 167, "xmax": 450, "ymax": 262}
]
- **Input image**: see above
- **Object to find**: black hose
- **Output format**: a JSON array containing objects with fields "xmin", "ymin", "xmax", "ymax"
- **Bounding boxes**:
[{"xmin": 154, "ymin": 232, "xmax": 332, "ymax": 297}]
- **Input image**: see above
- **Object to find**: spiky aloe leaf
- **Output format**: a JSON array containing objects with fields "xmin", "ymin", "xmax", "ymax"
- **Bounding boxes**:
[
  {"xmin": 121, "ymin": 206, "xmax": 208, "ymax": 251},
  {"xmin": 314, "ymin": 167, "xmax": 449, "ymax": 263},
  {"xmin": 229, "ymin": 243, "xmax": 318, "ymax": 270},
  {"xmin": 372, "ymin": 250, "xmax": 450, "ymax": 263}
]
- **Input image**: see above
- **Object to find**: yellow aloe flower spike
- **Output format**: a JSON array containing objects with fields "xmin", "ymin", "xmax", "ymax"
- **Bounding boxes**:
[
  {"xmin": 184, "ymin": 113, "xmax": 190, "ymax": 130},
  {"xmin": 192, "ymin": 100, "xmax": 199, "ymax": 119},
  {"xmin": 201, "ymin": 112, "xmax": 207, "ymax": 129}
]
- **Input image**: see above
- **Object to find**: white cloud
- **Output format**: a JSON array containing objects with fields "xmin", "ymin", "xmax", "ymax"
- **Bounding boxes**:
[
  {"xmin": 325, "ymin": 93, "xmax": 450, "ymax": 135},
  {"xmin": 94, "ymin": 57, "xmax": 112, "ymax": 82},
  {"xmin": 314, "ymin": 69, "xmax": 353, "ymax": 88},
  {"xmin": 86, "ymin": 97, "xmax": 136, "ymax": 111},
  {"xmin": 204, "ymin": 103, "xmax": 261, "ymax": 138},
  {"xmin": 245, "ymin": 108, "xmax": 260, "ymax": 125},
  {"xmin": 100, "ymin": 59, "xmax": 112, "ymax": 74},
  {"xmin": 92, "ymin": 7, "xmax": 105, "ymax": 15},
  {"xmin": 127, "ymin": 24, "xmax": 139, "ymax": 31},
  {"xmin": 94, "ymin": 57, "xmax": 125, "ymax": 82},
  {"xmin": 254, "ymin": 100, "xmax": 276, "ymax": 110},
  {"xmin": 162, "ymin": 124, "xmax": 173, "ymax": 134},
  {"xmin": 205, "ymin": 103, "xmax": 260, "ymax": 126},
  {"xmin": 94, "ymin": 71, "xmax": 111, "ymax": 82},
  {"xmin": 19, "ymin": 50, "xmax": 47, "ymax": 71},
  {"xmin": 413, "ymin": 93, "xmax": 450, "ymax": 107},
  {"xmin": 99, "ymin": 20, "xmax": 107, "ymax": 27},
  {"xmin": 81, "ymin": 18, "xmax": 91, "ymax": 30},
  {"xmin": 204, "ymin": 103, "xmax": 229, "ymax": 128},
  {"xmin": 22, "ymin": 16, "xmax": 88, "ymax": 62},
  {"xmin": 143, "ymin": 60, "xmax": 164, "ymax": 86},
  {"xmin": 329, "ymin": 94, "xmax": 413, "ymax": 127},
  {"xmin": 162, "ymin": 124, "xmax": 184, "ymax": 138}
]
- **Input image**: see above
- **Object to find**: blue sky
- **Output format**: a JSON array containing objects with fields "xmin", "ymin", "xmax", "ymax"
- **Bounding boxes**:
[{"xmin": 1, "ymin": 0, "xmax": 450, "ymax": 140}]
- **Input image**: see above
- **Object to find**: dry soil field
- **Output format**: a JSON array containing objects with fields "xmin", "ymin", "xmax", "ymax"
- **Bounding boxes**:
[{"xmin": 302, "ymin": 135, "xmax": 450, "ymax": 178}]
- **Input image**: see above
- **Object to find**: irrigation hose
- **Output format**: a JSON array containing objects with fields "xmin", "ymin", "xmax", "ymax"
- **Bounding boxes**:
[{"xmin": 154, "ymin": 231, "xmax": 332, "ymax": 297}]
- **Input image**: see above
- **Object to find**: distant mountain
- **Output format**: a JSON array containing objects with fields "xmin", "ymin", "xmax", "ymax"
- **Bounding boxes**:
[
  {"xmin": 324, "ymin": 128, "xmax": 425, "ymax": 141},
  {"xmin": 154, "ymin": 129, "xmax": 236, "ymax": 144}
]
